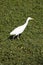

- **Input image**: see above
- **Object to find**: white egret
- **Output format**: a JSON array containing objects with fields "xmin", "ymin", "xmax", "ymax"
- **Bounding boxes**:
[{"xmin": 10, "ymin": 17, "xmax": 33, "ymax": 39}]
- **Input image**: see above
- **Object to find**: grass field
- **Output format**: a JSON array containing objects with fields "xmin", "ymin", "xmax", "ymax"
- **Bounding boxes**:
[{"xmin": 0, "ymin": 0, "xmax": 43, "ymax": 65}]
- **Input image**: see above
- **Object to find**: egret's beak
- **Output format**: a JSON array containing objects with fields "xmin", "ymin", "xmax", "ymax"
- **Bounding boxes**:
[{"xmin": 31, "ymin": 18, "xmax": 34, "ymax": 20}]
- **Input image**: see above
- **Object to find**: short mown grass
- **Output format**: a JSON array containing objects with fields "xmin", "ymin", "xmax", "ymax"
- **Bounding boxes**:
[{"xmin": 0, "ymin": 0, "xmax": 43, "ymax": 65}]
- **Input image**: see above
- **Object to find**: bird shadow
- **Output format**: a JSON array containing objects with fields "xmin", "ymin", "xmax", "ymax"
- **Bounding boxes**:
[{"xmin": 8, "ymin": 35, "xmax": 17, "ymax": 40}]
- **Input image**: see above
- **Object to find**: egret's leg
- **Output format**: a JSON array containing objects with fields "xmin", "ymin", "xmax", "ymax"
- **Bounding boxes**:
[
  {"xmin": 17, "ymin": 35, "xmax": 19, "ymax": 39},
  {"xmin": 13, "ymin": 35, "xmax": 15, "ymax": 39}
]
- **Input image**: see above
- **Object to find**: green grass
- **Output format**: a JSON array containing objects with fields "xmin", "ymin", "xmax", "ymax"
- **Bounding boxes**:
[{"xmin": 0, "ymin": 0, "xmax": 43, "ymax": 65}]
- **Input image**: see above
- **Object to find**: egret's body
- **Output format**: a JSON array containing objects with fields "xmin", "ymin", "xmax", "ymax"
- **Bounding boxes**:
[{"xmin": 10, "ymin": 17, "xmax": 33, "ymax": 38}]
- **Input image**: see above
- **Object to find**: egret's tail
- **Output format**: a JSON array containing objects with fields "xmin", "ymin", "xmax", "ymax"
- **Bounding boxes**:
[{"xmin": 10, "ymin": 32, "xmax": 12, "ymax": 35}]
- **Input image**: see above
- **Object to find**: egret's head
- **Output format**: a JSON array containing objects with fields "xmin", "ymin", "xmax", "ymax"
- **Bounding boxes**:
[{"xmin": 27, "ymin": 17, "xmax": 33, "ymax": 21}]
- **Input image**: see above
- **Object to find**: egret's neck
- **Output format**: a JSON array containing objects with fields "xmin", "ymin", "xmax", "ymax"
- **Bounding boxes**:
[{"xmin": 24, "ymin": 18, "xmax": 29, "ymax": 27}]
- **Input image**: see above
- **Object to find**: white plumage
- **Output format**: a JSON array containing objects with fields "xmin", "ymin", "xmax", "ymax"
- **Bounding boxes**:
[{"xmin": 10, "ymin": 17, "xmax": 33, "ymax": 36}]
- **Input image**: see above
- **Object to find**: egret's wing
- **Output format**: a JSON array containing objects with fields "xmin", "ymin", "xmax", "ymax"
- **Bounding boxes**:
[{"xmin": 10, "ymin": 25, "xmax": 25, "ymax": 35}]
